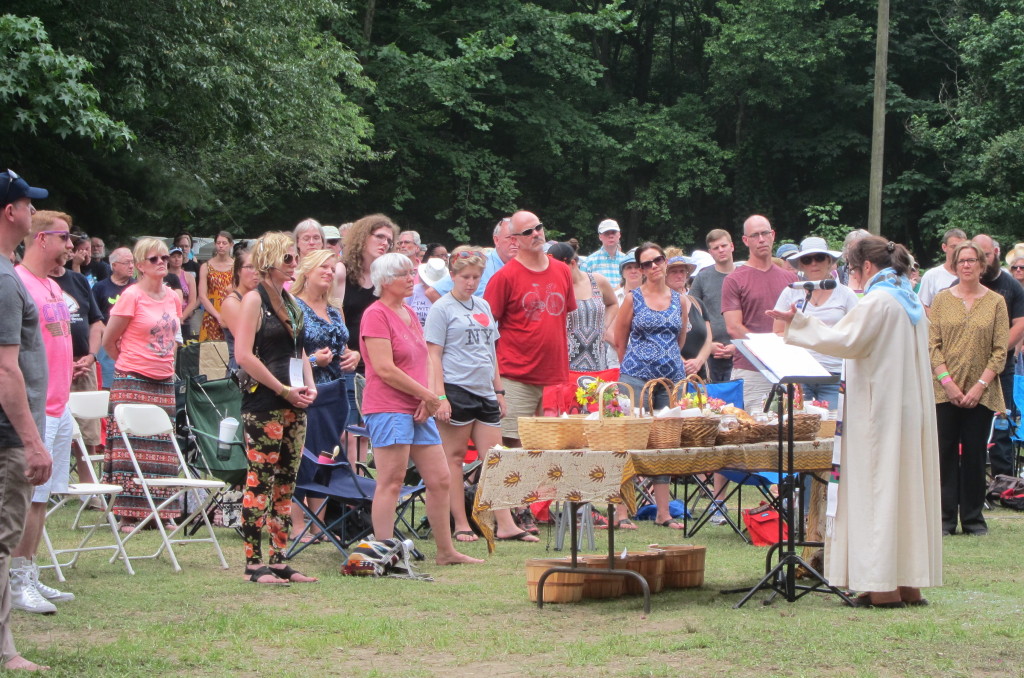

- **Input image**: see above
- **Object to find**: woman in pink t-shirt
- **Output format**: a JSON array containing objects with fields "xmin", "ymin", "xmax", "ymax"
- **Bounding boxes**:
[
  {"xmin": 102, "ymin": 237, "xmax": 182, "ymax": 531},
  {"xmin": 360, "ymin": 253, "xmax": 483, "ymax": 566}
]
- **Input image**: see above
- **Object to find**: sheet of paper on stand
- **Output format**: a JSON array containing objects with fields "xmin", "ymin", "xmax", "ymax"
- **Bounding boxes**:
[{"xmin": 743, "ymin": 333, "xmax": 831, "ymax": 379}]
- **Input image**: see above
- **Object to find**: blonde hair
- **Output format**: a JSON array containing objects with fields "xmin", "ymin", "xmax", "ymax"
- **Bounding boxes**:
[
  {"xmin": 664, "ymin": 246, "xmax": 684, "ymax": 259},
  {"xmin": 26, "ymin": 210, "xmax": 73, "ymax": 247},
  {"xmin": 250, "ymin": 231, "xmax": 294, "ymax": 275},
  {"xmin": 291, "ymin": 249, "xmax": 341, "ymax": 308},
  {"xmin": 448, "ymin": 245, "xmax": 486, "ymax": 274},
  {"xmin": 132, "ymin": 237, "xmax": 169, "ymax": 264}
]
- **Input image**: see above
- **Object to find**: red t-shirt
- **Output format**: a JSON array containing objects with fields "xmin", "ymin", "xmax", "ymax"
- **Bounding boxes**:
[
  {"xmin": 721, "ymin": 264, "xmax": 797, "ymax": 372},
  {"xmin": 359, "ymin": 301, "xmax": 429, "ymax": 415},
  {"xmin": 483, "ymin": 258, "xmax": 576, "ymax": 385}
]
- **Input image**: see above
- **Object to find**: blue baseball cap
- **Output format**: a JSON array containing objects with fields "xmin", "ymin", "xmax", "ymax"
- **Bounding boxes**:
[{"xmin": 1, "ymin": 170, "xmax": 47, "ymax": 207}]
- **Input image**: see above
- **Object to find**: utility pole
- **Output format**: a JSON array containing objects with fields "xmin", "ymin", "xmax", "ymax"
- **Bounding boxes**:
[{"xmin": 868, "ymin": 0, "xmax": 890, "ymax": 235}]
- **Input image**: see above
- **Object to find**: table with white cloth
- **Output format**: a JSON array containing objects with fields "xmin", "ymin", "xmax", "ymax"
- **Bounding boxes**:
[{"xmin": 471, "ymin": 439, "xmax": 834, "ymax": 551}]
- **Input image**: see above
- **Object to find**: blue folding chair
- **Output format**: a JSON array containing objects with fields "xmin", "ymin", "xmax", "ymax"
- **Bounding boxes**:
[{"xmin": 1010, "ymin": 353, "xmax": 1024, "ymax": 476}]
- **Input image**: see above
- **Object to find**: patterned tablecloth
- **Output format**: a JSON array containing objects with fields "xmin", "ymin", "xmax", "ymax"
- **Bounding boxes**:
[{"xmin": 472, "ymin": 439, "xmax": 833, "ymax": 550}]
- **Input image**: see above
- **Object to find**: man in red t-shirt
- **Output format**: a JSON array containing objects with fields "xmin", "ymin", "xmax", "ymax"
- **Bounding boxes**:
[
  {"xmin": 722, "ymin": 214, "xmax": 798, "ymax": 410},
  {"xmin": 484, "ymin": 210, "xmax": 576, "ymax": 447}
]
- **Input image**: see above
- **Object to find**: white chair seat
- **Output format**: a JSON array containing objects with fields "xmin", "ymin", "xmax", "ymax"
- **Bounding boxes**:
[
  {"xmin": 64, "ymin": 483, "xmax": 123, "ymax": 495},
  {"xmin": 143, "ymin": 478, "xmax": 226, "ymax": 490}
]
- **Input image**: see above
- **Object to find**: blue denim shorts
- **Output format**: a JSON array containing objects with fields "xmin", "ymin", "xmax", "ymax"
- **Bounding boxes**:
[{"xmin": 364, "ymin": 412, "xmax": 442, "ymax": 448}]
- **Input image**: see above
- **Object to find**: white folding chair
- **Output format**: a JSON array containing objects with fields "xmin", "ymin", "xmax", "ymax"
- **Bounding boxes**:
[
  {"xmin": 66, "ymin": 390, "xmax": 111, "ymax": 529},
  {"xmin": 113, "ymin": 404, "xmax": 229, "ymax": 572}
]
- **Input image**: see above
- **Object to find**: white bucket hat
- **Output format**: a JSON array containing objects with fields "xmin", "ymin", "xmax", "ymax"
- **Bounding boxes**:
[
  {"xmin": 417, "ymin": 258, "xmax": 448, "ymax": 286},
  {"xmin": 786, "ymin": 236, "xmax": 842, "ymax": 262}
]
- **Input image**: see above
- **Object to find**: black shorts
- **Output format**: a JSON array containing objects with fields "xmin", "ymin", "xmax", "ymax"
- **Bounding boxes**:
[{"xmin": 445, "ymin": 383, "xmax": 501, "ymax": 427}]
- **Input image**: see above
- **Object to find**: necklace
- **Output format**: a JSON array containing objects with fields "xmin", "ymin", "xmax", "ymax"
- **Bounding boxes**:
[
  {"xmin": 453, "ymin": 294, "xmax": 474, "ymax": 311},
  {"xmin": 22, "ymin": 266, "xmax": 59, "ymax": 303}
]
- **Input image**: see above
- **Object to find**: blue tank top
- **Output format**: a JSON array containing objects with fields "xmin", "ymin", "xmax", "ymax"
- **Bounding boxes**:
[{"xmin": 620, "ymin": 287, "xmax": 684, "ymax": 382}]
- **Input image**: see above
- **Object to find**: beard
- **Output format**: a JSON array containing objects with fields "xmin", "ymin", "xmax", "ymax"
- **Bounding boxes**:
[{"xmin": 981, "ymin": 258, "xmax": 1001, "ymax": 282}]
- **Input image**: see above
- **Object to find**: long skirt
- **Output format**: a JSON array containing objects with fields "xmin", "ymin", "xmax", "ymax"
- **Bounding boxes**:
[{"xmin": 103, "ymin": 371, "xmax": 180, "ymax": 521}]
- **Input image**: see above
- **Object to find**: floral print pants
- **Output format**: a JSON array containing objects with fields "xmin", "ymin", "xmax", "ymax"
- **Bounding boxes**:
[{"xmin": 241, "ymin": 408, "xmax": 307, "ymax": 566}]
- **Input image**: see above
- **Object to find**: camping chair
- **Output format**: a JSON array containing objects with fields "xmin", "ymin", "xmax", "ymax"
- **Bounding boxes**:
[
  {"xmin": 685, "ymin": 469, "xmax": 786, "ymax": 543},
  {"xmin": 286, "ymin": 449, "xmax": 425, "ymax": 560},
  {"xmin": 1010, "ymin": 352, "xmax": 1024, "ymax": 476},
  {"xmin": 113, "ymin": 404, "xmax": 230, "ymax": 572},
  {"xmin": 40, "ymin": 392, "xmax": 135, "ymax": 582},
  {"xmin": 181, "ymin": 376, "xmax": 248, "ymax": 533}
]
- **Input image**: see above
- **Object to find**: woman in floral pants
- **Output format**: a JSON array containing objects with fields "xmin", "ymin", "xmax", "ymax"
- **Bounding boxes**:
[{"xmin": 234, "ymin": 232, "xmax": 319, "ymax": 585}]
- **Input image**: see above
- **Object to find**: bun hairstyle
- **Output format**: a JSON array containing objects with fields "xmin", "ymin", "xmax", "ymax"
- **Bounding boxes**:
[{"xmin": 846, "ymin": 235, "xmax": 913, "ymax": 277}]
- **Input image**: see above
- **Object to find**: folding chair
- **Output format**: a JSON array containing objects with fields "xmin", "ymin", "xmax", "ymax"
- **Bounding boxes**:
[
  {"xmin": 65, "ymin": 390, "xmax": 112, "ymax": 529},
  {"xmin": 685, "ymin": 469, "xmax": 785, "ymax": 543},
  {"xmin": 286, "ymin": 449, "xmax": 424, "ymax": 560},
  {"xmin": 40, "ymin": 396, "xmax": 135, "ymax": 582},
  {"xmin": 113, "ymin": 404, "xmax": 230, "ymax": 572}
]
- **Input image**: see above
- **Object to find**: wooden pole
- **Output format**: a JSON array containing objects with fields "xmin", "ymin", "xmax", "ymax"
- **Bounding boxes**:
[{"xmin": 868, "ymin": 0, "xmax": 890, "ymax": 235}]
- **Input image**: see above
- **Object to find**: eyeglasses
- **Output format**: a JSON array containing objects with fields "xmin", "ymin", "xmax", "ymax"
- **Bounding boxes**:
[
  {"xmin": 38, "ymin": 230, "xmax": 71, "ymax": 242},
  {"xmin": 640, "ymin": 255, "xmax": 666, "ymax": 270},
  {"xmin": 957, "ymin": 258, "xmax": 979, "ymax": 266},
  {"xmin": 798, "ymin": 253, "xmax": 829, "ymax": 265},
  {"xmin": 745, "ymin": 230, "xmax": 773, "ymax": 241},
  {"xmin": 371, "ymin": 232, "xmax": 394, "ymax": 248},
  {"xmin": 146, "ymin": 254, "xmax": 170, "ymax": 264},
  {"xmin": 0, "ymin": 169, "xmax": 19, "ymax": 205},
  {"xmin": 1012, "ymin": 266, "xmax": 1024, "ymax": 271},
  {"xmin": 514, "ymin": 223, "xmax": 544, "ymax": 237}
]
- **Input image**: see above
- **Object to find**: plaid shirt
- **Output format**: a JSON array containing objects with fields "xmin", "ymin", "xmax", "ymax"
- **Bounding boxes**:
[{"xmin": 580, "ymin": 246, "xmax": 630, "ymax": 287}]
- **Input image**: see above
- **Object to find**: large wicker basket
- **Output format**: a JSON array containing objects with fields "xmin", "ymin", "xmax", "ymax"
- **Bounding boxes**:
[
  {"xmin": 715, "ymin": 421, "xmax": 777, "ymax": 446},
  {"xmin": 791, "ymin": 413, "xmax": 822, "ymax": 441},
  {"xmin": 518, "ymin": 415, "xmax": 587, "ymax": 450},
  {"xmin": 583, "ymin": 382, "xmax": 653, "ymax": 451},
  {"xmin": 641, "ymin": 378, "xmax": 684, "ymax": 449},
  {"xmin": 674, "ymin": 377, "xmax": 721, "ymax": 448}
]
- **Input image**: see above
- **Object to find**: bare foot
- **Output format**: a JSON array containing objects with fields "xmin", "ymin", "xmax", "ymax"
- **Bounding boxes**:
[
  {"xmin": 4, "ymin": 655, "xmax": 50, "ymax": 671},
  {"xmin": 453, "ymin": 530, "xmax": 478, "ymax": 542},
  {"xmin": 436, "ymin": 551, "xmax": 485, "ymax": 565}
]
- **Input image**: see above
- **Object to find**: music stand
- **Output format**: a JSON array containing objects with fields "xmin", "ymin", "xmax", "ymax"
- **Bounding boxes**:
[{"xmin": 721, "ymin": 336, "xmax": 851, "ymax": 608}]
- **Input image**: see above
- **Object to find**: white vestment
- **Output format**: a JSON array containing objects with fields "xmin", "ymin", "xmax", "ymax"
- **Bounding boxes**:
[{"xmin": 786, "ymin": 291, "xmax": 942, "ymax": 591}]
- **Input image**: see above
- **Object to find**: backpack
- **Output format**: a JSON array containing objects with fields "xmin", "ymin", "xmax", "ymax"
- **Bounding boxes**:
[
  {"xmin": 340, "ymin": 538, "xmax": 433, "ymax": 581},
  {"xmin": 742, "ymin": 502, "xmax": 789, "ymax": 546}
]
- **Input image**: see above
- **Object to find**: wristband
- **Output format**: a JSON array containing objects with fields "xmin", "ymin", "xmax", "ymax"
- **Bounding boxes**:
[
  {"xmin": 495, "ymin": 389, "xmax": 506, "ymax": 395},
  {"xmin": 940, "ymin": 376, "xmax": 953, "ymax": 386},
  {"xmin": 437, "ymin": 395, "xmax": 448, "ymax": 401},
  {"xmin": 935, "ymin": 371, "xmax": 949, "ymax": 382},
  {"xmin": 978, "ymin": 378, "xmax": 988, "ymax": 387},
  {"xmin": 279, "ymin": 385, "xmax": 291, "ymax": 399}
]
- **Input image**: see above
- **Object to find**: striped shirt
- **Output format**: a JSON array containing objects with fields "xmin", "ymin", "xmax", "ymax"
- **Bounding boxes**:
[{"xmin": 580, "ymin": 247, "xmax": 630, "ymax": 287}]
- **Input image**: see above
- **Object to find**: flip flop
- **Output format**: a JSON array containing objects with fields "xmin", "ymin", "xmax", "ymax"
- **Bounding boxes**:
[
  {"xmin": 654, "ymin": 519, "xmax": 685, "ymax": 530},
  {"xmin": 843, "ymin": 593, "xmax": 905, "ymax": 608},
  {"xmin": 495, "ymin": 530, "xmax": 539, "ymax": 542},
  {"xmin": 268, "ymin": 565, "xmax": 318, "ymax": 583},
  {"xmin": 614, "ymin": 519, "xmax": 638, "ymax": 530},
  {"xmin": 245, "ymin": 566, "xmax": 290, "ymax": 586},
  {"xmin": 453, "ymin": 530, "xmax": 479, "ymax": 542}
]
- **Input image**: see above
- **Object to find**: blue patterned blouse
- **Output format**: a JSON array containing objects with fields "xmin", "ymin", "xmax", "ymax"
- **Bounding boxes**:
[
  {"xmin": 297, "ymin": 298, "xmax": 349, "ymax": 384},
  {"xmin": 620, "ymin": 287, "xmax": 685, "ymax": 382}
]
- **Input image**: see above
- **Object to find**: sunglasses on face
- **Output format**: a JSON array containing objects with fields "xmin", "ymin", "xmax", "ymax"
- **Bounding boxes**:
[
  {"xmin": 640, "ymin": 255, "xmax": 666, "ymax": 270},
  {"xmin": 282, "ymin": 253, "xmax": 296, "ymax": 265},
  {"xmin": 39, "ymin": 230, "xmax": 71, "ymax": 242},
  {"xmin": 1012, "ymin": 266, "xmax": 1024, "ymax": 272},
  {"xmin": 514, "ymin": 223, "xmax": 544, "ymax": 237},
  {"xmin": 146, "ymin": 254, "xmax": 170, "ymax": 264},
  {"xmin": 798, "ymin": 253, "xmax": 829, "ymax": 265}
]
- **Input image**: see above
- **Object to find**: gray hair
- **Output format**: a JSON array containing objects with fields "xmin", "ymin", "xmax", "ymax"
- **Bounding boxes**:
[
  {"xmin": 370, "ymin": 252, "xmax": 415, "ymax": 296},
  {"xmin": 492, "ymin": 217, "xmax": 512, "ymax": 238},
  {"xmin": 942, "ymin": 228, "xmax": 967, "ymax": 246},
  {"xmin": 294, "ymin": 218, "xmax": 325, "ymax": 243},
  {"xmin": 109, "ymin": 247, "xmax": 133, "ymax": 265},
  {"xmin": 842, "ymin": 228, "xmax": 871, "ymax": 254},
  {"xmin": 398, "ymin": 230, "xmax": 421, "ymax": 246}
]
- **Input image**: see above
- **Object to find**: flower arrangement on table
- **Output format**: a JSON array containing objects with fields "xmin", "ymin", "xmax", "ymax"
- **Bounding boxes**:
[
  {"xmin": 575, "ymin": 378, "xmax": 625, "ymax": 417},
  {"xmin": 678, "ymin": 392, "xmax": 727, "ymax": 414}
]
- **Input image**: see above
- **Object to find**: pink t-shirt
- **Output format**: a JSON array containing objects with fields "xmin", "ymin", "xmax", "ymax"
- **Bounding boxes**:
[
  {"xmin": 359, "ymin": 301, "xmax": 429, "ymax": 415},
  {"xmin": 721, "ymin": 263, "xmax": 798, "ymax": 372},
  {"xmin": 483, "ymin": 257, "xmax": 576, "ymax": 385},
  {"xmin": 110, "ymin": 284, "xmax": 182, "ymax": 380},
  {"xmin": 16, "ymin": 267, "xmax": 73, "ymax": 417}
]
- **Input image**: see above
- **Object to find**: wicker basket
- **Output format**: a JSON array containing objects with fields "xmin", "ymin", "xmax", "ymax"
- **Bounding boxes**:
[
  {"xmin": 715, "ymin": 421, "xmax": 777, "ymax": 445},
  {"xmin": 583, "ymin": 382, "xmax": 653, "ymax": 451},
  {"xmin": 791, "ymin": 413, "xmax": 822, "ymax": 441},
  {"xmin": 518, "ymin": 415, "xmax": 587, "ymax": 450},
  {"xmin": 641, "ymin": 378, "xmax": 684, "ymax": 449},
  {"xmin": 674, "ymin": 377, "xmax": 721, "ymax": 448}
]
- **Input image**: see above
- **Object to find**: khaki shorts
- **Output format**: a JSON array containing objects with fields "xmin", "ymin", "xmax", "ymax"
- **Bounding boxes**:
[
  {"xmin": 71, "ymin": 368, "xmax": 102, "ymax": 446},
  {"xmin": 499, "ymin": 379, "xmax": 546, "ymax": 441}
]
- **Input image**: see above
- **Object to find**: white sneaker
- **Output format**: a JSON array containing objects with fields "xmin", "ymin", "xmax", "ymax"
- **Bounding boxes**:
[
  {"xmin": 709, "ymin": 501, "xmax": 729, "ymax": 525},
  {"xmin": 30, "ymin": 563, "xmax": 74, "ymax": 602},
  {"xmin": 9, "ymin": 560, "xmax": 56, "ymax": 615}
]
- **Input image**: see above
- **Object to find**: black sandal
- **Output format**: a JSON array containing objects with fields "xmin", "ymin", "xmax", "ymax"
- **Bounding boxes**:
[
  {"xmin": 245, "ymin": 566, "xmax": 290, "ymax": 585},
  {"xmin": 268, "ymin": 564, "xmax": 318, "ymax": 583}
]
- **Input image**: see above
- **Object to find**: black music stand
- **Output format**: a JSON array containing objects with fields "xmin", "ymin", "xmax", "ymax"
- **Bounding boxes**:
[{"xmin": 721, "ymin": 337, "xmax": 851, "ymax": 608}]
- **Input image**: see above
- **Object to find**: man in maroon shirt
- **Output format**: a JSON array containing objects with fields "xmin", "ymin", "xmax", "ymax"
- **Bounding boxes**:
[{"xmin": 484, "ymin": 210, "xmax": 576, "ymax": 447}]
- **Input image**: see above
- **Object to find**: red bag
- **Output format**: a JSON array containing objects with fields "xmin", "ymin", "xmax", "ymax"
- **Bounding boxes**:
[
  {"xmin": 742, "ymin": 502, "xmax": 788, "ymax": 546},
  {"xmin": 542, "ymin": 368, "xmax": 620, "ymax": 415}
]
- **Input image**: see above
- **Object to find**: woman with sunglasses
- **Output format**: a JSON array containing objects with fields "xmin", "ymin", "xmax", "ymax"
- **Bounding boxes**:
[
  {"xmin": 362, "ymin": 253, "xmax": 484, "ymax": 565},
  {"xmin": 336, "ymin": 215, "xmax": 398, "ymax": 464},
  {"xmin": 234, "ymin": 232, "xmax": 318, "ymax": 584},
  {"xmin": 425, "ymin": 246, "xmax": 537, "ymax": 543},
  {"xmin": 102, "ymin": 238, "xmax": 183, "ymax": 533},
  {"xmin": 771, "ymin": 237, "xmax": 859, "ymax": 409},
  {"xmin": 198, "ymin": 231, "xmax": 235, "ymax": 342},
  {"xmin": 1010, "ymin": 256, "xmax": 1024, "ymax": 289}
]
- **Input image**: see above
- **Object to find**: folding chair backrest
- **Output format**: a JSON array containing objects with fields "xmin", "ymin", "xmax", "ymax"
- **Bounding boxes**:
[
  {"xmin": 68, "ymin": 390, "xmax": 110, "ymax": 421},
  {"xmin": 184, "ymin": 376, "xmax": 247, "ymax": 484},
  {"xmin": 114, "ymin": 404, "xmax": 195, "ymax": 480}
]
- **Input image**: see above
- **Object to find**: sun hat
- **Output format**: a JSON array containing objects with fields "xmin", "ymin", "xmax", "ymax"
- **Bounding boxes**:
[
  {"xmin": 689, "ymin": 250, "xmax": 714, "ymax": 275},
  {"xmin": 775, "ymin": 243, "xmax": 799, "ymax": 259},
  {"xmin": 597, "ymin": 219, "xmax": 620, "ymax": 234},
  {"xmin": 417, "ymin": 258, "xmax": 448, "ymax": 286},
  {"xmin": 322, "ymin": 225, "xmax": 342, "ymax": 241},
  {"xmin": 665, "ymin": 255, "xmax": 697, "ymax": 273},
  {"xmin": 786, "ymin": 236, "xmax": 841, "ymax": 262},
  {"xmin": 1005, "ymin": 243, "xmax": 1024, "ymax": 267}
]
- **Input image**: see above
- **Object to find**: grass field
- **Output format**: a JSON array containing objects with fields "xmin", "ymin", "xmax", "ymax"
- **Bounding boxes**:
[{"xmin": 15, "ymin": 502, "xmax": 1024, "ymax": 677}]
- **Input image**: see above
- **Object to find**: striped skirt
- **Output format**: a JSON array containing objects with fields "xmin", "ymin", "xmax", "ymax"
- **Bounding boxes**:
[{"xmin": 103, "ymin": 371, "xmax": 180, "ymax": 520}]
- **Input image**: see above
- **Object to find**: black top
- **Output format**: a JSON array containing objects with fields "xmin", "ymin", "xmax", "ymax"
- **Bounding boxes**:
[
  {"xmin": 982, "ymin": 270, "xmax": 1024, "ymax": 376},
  {"xmin": 681, "ymin": 296, "xmax": 711, "ymax": 379},
  {"xmin": 241, "ymin": 285, "xmax": 304, "ymax": 414},
  {"xmin": 53, "ymin": 270, "xmax": 103, "ymax": 359},
  {"xmin": 182, "ymin": 259, "xmax": 200, "ymax": 276},
  {"xmin": 342, "ymin": 279, "xmax": 377, "ymax": 372},
  {"xmin": 83, "ymin": 259, "xmax": 110, "ymax": 283},
  {"xmin": 91, "ymin": 277, "xmax": 133, "ymax": 323}
]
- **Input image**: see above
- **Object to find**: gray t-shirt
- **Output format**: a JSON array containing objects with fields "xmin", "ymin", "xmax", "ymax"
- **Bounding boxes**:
[
  {"xmin": 423, "ymin": 294, "xmax": 500, "ymax": 398},
  {"xmin": 688, "ymin": 266, "xmax": 731, "ymax": 344},
  {"xmin": 0, "ymin": 257, "xmax": 47, "ymax": 448}
]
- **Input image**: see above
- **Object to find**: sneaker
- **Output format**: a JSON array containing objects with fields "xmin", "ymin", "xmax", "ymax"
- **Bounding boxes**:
[
  {"xmin": 30, "ymin": 563, "xmax": 74, "ymax": 602},
  {"xmin": 709, "ymin": 501, "xmax": 729, "ymax": 526},
  {"xmin": 9, "ymin": 560, "xmax": 56, "ymax": 615}
]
